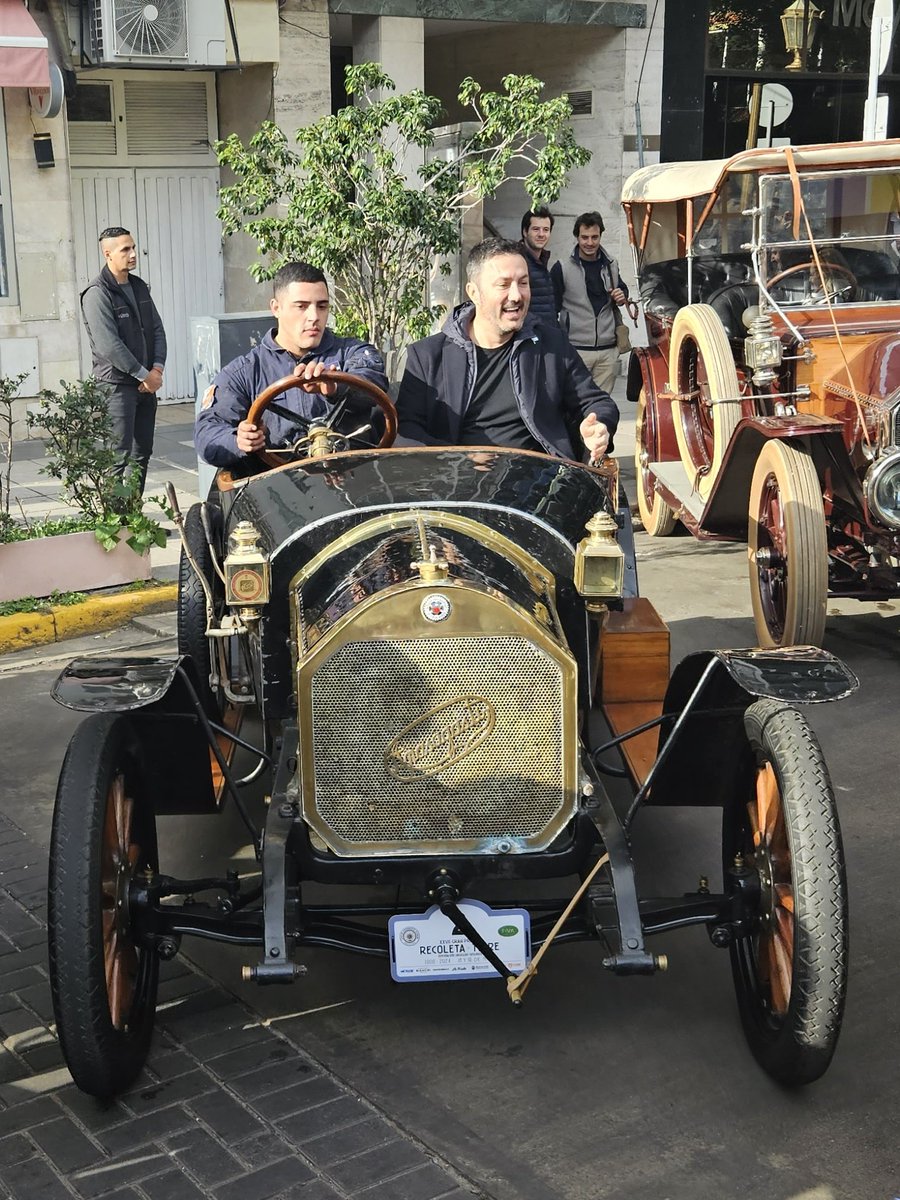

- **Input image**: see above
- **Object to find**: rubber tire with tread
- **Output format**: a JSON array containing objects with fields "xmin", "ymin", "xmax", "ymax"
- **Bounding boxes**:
[
  {"xmin": 724, "ymin": 699, "xmax": 848, "ymax": 1086},
  {"xmin": 48, "ymin": 713, "xmax": 159, "ymax": 1099},
  {"xmin": 635, "ymin": 389, "xmax": 678, "ymax": 536},
  {"xmin": 177, "ymin": 502, "xmax": 224, "ymax": 716},
  {"xmin": 670, "ymin": 304, "xmax": 742, "ymax": 500},
  {"xmin": 747, "ymin": 440, "xmax": 827, "ymax": 648}
]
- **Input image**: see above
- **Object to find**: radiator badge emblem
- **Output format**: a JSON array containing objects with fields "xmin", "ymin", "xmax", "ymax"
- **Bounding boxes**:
[
  {"xmin": 421, "ymin": 593, "xmax": 451, "ymax": 622},
  {"xmin": 385, "ymin": 696, "xmax": 496, "ymax": 781}
]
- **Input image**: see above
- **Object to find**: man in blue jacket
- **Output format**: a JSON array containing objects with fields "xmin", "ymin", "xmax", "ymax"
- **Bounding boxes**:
[
  {"xmin": 195, "ymin": 261, "xmax": 387, "ymax": 468},
  {"xmin": 518, "ymin": 207, "xmax": 556, "ymax": 326},
  {"xmin": 396, "ymin": 238, "xmax": 618, "ymax": 462}
]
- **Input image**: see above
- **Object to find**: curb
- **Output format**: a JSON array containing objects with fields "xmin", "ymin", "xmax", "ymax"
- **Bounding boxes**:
[{"xmin": 0, "ymin": 584, "xmax": 178, "ymax": 654}]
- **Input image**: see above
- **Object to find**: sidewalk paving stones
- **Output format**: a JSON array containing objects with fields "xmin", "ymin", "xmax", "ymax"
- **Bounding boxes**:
[{"xmin": 0, "ymin": 810, "xmax": 484, "ymax": 1200}]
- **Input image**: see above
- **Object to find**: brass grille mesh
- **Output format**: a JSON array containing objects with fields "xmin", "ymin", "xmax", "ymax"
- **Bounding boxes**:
[{"xmin": 307, "ymin": 637, "xmax": 568, "ymax": 848}]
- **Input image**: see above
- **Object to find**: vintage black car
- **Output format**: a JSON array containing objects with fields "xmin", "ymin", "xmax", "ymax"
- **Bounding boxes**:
[{"xmin": 47, "ymin": 372, "xmax": 856, "ymax": 1099}]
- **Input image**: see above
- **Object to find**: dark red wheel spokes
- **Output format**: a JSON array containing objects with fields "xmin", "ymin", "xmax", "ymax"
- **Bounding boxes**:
[
  {"xmin": 754, "ymin": 471, "xmax": 789, "ymax": 643},
  {"xmin": 680, "ymin": 339, "xmax": 715, "ymax": 473}
]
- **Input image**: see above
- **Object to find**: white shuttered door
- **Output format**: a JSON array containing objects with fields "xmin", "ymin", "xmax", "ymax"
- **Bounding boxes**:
[
  {"xmin": 136, "ymin": 170, "xmax": 223, "ymax": 399},
  {"xmin": 72, "ymin": 170, "xmax": 140, "ymax": 390},
  {"xmin": 70, "ymin": 72, "xmax": 223, "ymax": 401}
]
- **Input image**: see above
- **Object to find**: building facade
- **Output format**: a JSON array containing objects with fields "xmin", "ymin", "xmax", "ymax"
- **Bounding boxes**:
[
  {"xmin": 0, "ymin": 0, "xmax": 662, "ymax": 419},
  {"xmin": 662, "ymin": 1, "xmax": 900, "ymax": 163}
]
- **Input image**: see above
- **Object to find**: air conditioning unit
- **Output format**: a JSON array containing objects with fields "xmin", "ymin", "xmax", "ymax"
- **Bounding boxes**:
[{"xmin": 81, "ymin": 0, "xmax": 227, "ymax": 68}]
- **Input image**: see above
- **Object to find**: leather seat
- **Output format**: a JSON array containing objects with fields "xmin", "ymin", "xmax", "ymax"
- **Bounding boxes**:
[
  {"xmin": 833, "ymin": 247, "xmax": 900, "ymax": 301},
  {"xmin": 638, "ymin": 260, "xmax": 689, "ymax": 317},
  {"xmin": 707, "ymin": 283, "xmax": 759, "ymax": 342}
]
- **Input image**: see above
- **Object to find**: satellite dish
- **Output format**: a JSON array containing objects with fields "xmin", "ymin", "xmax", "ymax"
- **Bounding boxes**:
[
  {"xmin": 29, "ymin": 63, "xmax": 64, "ymax": 120},
  {"xmin": 759, "ymin": 83, "xmax": 793, "ymax": 128}
]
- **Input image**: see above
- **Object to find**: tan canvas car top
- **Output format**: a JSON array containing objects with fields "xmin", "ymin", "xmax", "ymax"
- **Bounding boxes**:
[{"xmin": 621, "ymin": 139, "xmax": 900, "ymax": 205}]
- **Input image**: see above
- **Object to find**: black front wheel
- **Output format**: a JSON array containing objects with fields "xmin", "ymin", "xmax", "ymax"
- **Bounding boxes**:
[
  {"xmin": 48, "ymin": 714, "xmax": 159, "ymax": 1098},
  {"xmin": 177, "ymin": 502, "xmax": 225, "ymax": 716},
  {"xmin": 724, "ymin": 699, "xmax": 848, "ymax": 1086}
]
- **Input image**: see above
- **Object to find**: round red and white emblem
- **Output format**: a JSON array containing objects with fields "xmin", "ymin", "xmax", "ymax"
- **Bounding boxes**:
[{"xmin": 421, "ymin": 593, "xmax": 451, "ymax": 622}]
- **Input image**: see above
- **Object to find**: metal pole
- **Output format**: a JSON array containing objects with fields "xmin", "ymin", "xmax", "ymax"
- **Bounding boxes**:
[{"xmin": 865, "ymin": 22, "xmax": 881, "ymax": 139}]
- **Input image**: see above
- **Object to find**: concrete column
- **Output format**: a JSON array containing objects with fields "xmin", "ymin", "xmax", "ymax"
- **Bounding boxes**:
[
  {"xmin": 274, "ymin": 0, "xmax": 332, "ymax": 142},
  {"xmin": 352, "ymin": 16, "xmax": 425, "ymax": 180},
  {"xmin": 218, "ymin": 64, "xmax": 277, "ymax": 313}
]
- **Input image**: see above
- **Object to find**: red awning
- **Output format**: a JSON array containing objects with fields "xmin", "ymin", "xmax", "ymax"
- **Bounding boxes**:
[{"xmin": 0, "ymin": 0, "xmax": 49, "ymax": 89}]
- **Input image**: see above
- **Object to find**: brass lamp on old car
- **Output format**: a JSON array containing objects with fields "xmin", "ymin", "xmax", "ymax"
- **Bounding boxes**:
[
  {"xmin": 574, "ymin": 510, "xmax": 626, "ymax": 604},
  {"xmin": 43, "ymin": 368, "xmax": 856, "ymax": 1101}
]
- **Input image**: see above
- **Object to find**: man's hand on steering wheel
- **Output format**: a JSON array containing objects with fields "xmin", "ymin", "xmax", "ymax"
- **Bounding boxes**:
[
  {"xmin": 236, "ymin": 418, "xmax": 266, "ymax": 454},
  {"xmin": 292, "ymin": 359, "xmax": 338, "ymax": 396},
  {"xmin": 236, "ymin": 362, "xmax": 341, "ymax": 454}
]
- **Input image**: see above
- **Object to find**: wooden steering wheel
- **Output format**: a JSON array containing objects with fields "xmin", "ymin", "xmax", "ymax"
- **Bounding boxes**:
[
  {"xmin": 245, "ymin": 369, "xmax": 398, "ymax": 470},
  {"xmin": 767, "ymin": 260, "xmax": 857, "ymax": 303}
]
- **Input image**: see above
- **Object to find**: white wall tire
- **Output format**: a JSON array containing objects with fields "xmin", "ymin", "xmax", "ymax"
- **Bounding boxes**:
[
  {"xmin": 747, "ymin": 440, "xmax": 827, "ymax": 648},
  {"xmin": 670, "ymin": 304, "xmax": 742, "ymax": 501},
  {"xmin": 634, "ymin": 390, "xmax": 677, "ymax": 536}
]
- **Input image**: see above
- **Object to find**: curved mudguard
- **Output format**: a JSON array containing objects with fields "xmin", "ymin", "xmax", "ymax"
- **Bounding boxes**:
[
  {"xmin": 52, "ymin": 655, "xmax": 197, "ymax": 711},
  {"xmin": 645, "ymin": 647, "xmax": 857, "ymax": 808},
  {"xmin": 52, "ymin": 655, "xmax": 218, "ymax": 815},
  {"xmin": 701, "ymin": 414, "xmax": 862, "ymax": 536}
]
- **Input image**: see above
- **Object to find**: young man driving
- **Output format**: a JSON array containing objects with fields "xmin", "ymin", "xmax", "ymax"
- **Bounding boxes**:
[{"xmin": 195, "ymin": 261, "xmax": 387, "ymax": 468}]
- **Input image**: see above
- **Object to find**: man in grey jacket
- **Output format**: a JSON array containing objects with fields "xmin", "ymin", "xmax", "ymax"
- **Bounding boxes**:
[
  {"xmin": 80, "ymin": 227, "xmax": 167, "ymax": 492},
  {"xmin": 551, "ymin": 211, "xmax": 628, "ymax": 394}
]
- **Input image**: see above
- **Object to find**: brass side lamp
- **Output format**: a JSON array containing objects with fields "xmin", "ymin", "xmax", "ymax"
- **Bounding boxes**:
[{"xmin": 573, "ymin": 511, "xmax": 625, "ymax": 606}]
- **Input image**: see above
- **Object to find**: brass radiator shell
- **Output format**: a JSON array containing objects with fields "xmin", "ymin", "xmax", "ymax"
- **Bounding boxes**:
[{"xmin": 294, "ymin": 582, "xmax": 578, "ymax": 857}]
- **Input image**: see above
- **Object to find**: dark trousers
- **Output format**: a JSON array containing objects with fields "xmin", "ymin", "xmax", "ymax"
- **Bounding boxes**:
[{"xmin": 108, "ymin": 385, "xmax": 158, "ymax": 493}]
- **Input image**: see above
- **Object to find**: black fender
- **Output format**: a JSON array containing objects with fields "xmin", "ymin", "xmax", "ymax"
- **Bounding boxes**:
[
  {"xmin": 700, "ymin": 414, "xmax": 863, "ymax": 537},
  {"xmin": 52, "ymin": 655, "xmax": 202, "ymax": 712},
  {"xmin": 645, "ymin": 647, "xmax": 857, "ymax": 808},
  {"xmin": 52, "ymin": 656, "xmax": 218, "ymax": 815}
]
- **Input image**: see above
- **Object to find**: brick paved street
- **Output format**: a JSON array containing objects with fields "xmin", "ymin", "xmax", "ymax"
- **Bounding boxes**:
[{"xmin": 0, "ymin": 809, "xmax": 482, "ymax": 1200}]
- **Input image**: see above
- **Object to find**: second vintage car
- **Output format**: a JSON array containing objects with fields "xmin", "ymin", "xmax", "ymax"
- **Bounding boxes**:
[{"xmin": 624, "ymin": 138, "xmax": 900, "ymax": 647}]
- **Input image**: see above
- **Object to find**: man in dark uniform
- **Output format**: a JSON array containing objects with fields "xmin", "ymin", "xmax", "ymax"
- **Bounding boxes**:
[
  {"xmin": 80, "ymin": 226, "xmax": 167, "ymax": 492},
  {"xmin": 195, "ymin": 261, "xmax": 387, "ymax": 468},
  {"xmin": 396, "ymin": 237, "xmax": 618, "ymax": 462}
]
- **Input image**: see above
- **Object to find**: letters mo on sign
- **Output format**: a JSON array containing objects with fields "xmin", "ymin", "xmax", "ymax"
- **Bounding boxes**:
[{"xmin": 833, "ymin": 0, "xmax": 899, "ymax": 29}]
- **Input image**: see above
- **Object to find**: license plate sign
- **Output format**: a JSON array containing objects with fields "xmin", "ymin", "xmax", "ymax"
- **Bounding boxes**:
[{"xmin": 389, "ymin": 899, "xmax": 530, "ymax": 982}]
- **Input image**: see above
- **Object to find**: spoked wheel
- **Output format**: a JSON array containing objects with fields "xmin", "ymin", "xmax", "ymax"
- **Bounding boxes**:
[
  {"xmin": 48, "ymin": 714, "xmax": 159, "ymax": 1098},
  {"xmin": 177, "ymin": 502, "xmax": 225, "ymax": 716},
  {"xmin": 747, "ymin": 440, "xmax": 827, "ymax": 648},
  {"xmin": 724, "ymin": 700, "xmax": 848, "ymax": 1086},
  {"xmin": 670, "ymin": 304, "xmax": 742, "ymax": 499},
  {"xmin": 634, "ymin": 388, "xmax": 677, "ymax": 536}
]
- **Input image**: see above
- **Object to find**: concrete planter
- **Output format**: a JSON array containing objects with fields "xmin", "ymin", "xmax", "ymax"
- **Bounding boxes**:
[{"xmin": 0, "ymin": 529, "xmax": 151, "ymax": 603}]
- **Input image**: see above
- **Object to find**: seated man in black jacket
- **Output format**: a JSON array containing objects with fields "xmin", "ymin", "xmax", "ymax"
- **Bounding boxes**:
[{"xmin": 396, "ymin": 238, "xmax": 618, "ymax": 463}]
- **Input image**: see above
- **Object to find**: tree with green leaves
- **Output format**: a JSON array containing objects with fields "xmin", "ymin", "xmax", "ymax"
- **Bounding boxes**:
[{"xmin": 216, "ymin": 64, "xmax": 590, "ymax": 369}]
